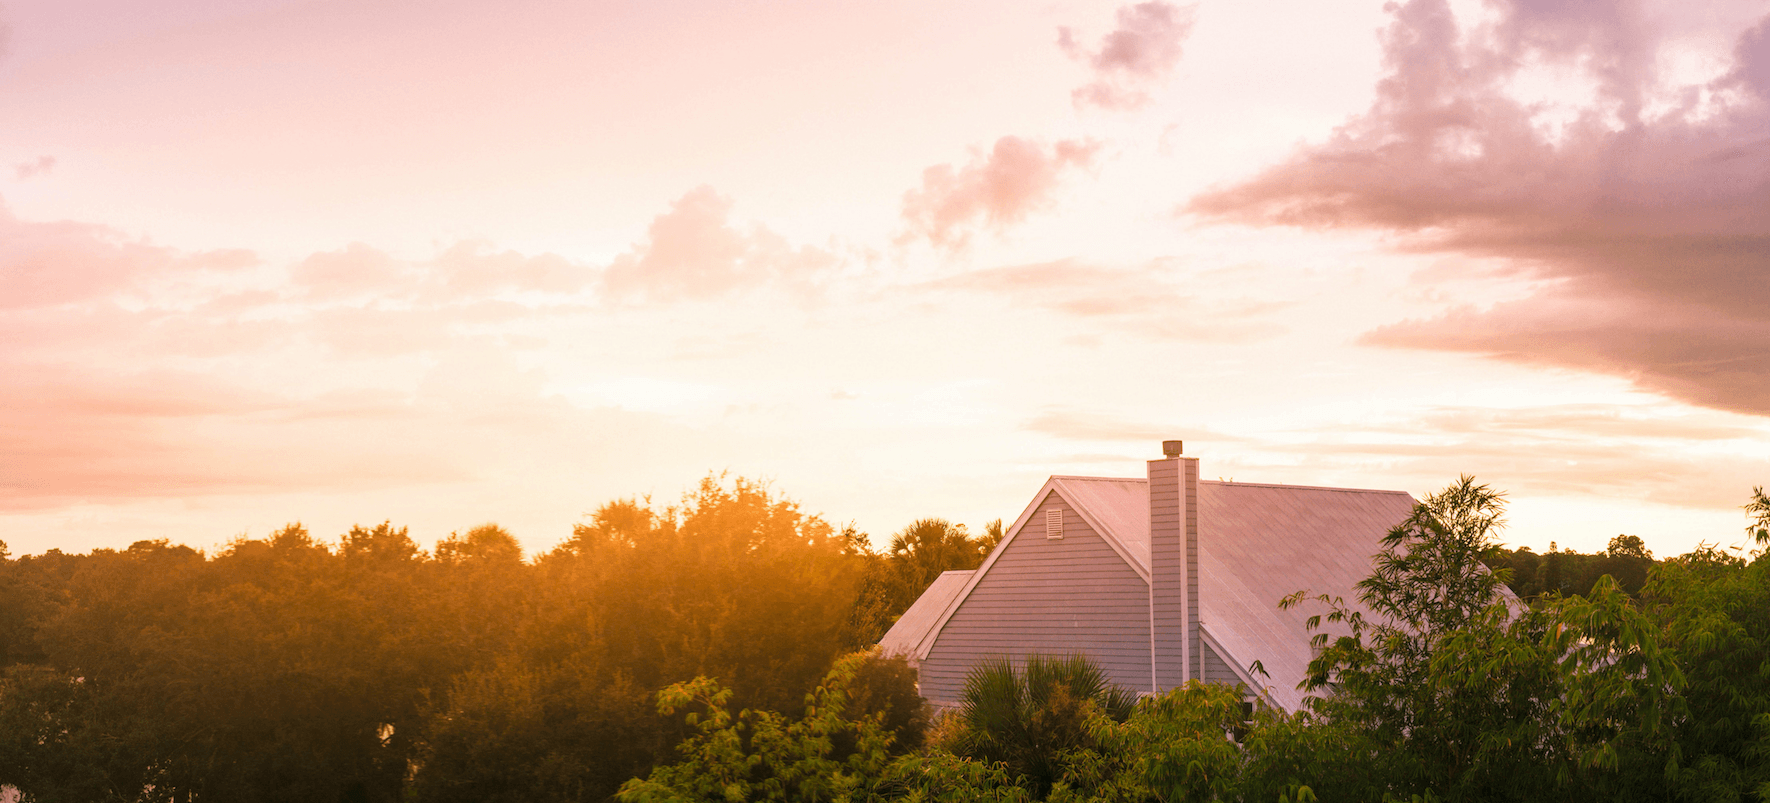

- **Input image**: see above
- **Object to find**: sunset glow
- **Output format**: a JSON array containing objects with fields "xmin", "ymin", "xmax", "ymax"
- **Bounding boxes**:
[{"xmin": 3, "ymin": 0, "xmax": 1768, "ymax": 558}]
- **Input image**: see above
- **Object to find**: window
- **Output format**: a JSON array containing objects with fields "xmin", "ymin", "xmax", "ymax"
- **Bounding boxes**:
[{"xmin": 1046, "ymin": 509, "xmax": 1063, "ymax": 539}]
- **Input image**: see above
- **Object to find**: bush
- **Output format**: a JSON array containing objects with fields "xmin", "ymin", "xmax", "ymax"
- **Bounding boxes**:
[
  {"xmin": 954, "ymin": 654, "xmax": 1136, "ymax": 798},
  {"xmin": 841, "ymin": 652, "xmax": 932, "ymax": 755}
]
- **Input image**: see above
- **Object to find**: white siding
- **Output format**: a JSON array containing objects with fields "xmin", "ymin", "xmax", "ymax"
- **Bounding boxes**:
[
  {"xmin": 1150, "ymin": 457, "xmax": 1199, "ymax": 690},
  {"xmin": 916, "ymin": 491, "xmax": 1151, "ymax": 705},
  {"xmin": 1200, "ymin": 638, "xmax": 1240, "ymax": 685}
]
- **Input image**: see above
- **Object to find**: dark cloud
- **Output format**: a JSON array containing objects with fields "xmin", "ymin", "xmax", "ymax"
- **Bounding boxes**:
[
  {"xmin": 1060, "ymin": 2, "xmax": 1195, "ymax": 111},
  {"xmin": 1188, "ymin": 0, "xmax": 1770, "ymax": 416},
  {"xmin": 1735, "ymin": 15, "xmax": 1770, "ymax": 97},
  {"xmin": 899, "ymin": 138, "xmax": 1102, "ymax": 249}
]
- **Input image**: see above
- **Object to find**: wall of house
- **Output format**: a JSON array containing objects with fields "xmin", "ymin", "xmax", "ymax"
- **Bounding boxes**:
[
  {"xmin": 916, "ymin": 489, "xmax": 1153, "ymax": 705},
  {"xmin": 1200, "ymin": 638, "xmax": 1239, "ymax": 685}
]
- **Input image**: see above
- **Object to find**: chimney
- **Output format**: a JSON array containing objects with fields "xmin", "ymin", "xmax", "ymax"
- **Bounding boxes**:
[{"xmin": 1148, "ymin": 439, "xmax": 1199, "ymax": 692}]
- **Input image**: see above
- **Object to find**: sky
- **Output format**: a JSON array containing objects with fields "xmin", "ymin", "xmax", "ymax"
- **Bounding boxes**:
[{"xmin": 2, "ymin": 0, "xmax": 1768, "ymax": 561}]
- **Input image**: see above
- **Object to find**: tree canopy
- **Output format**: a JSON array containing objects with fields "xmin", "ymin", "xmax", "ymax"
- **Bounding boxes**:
[{"xmin": 3, "ymin": 475, "xmax": 1768, "ymax": 803}]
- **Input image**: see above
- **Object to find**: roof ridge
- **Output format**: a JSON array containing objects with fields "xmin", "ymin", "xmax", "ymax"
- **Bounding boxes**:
[
  {"xmin": 1050, "ymin": 474, "xmax": 1409, "ymax": 496},
  {"xmin": 1200, "ymin": 480, "xmax": 1411, "ymax": 495}
]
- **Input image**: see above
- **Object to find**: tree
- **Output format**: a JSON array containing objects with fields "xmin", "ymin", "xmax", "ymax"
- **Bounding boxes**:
[
  {"xmin": 850, "ymin": 518, "xmax": 1000, "ymax": 644},
  {"xmin": 572, "ymin": 474, "xmax": 870, "ymax": 715},
  {"xmin": 411, "ymin": 655, "xmax": 658, "ymax": 803},
  {"xmin": 952, "ymin": 654, "xmax": 1137, "ymax": 798},
  {"xmin": 1643, "ymin": 537, "xmax": 1770, "ymax": 802},
  {"xmin": 1282, "ymin": 476, "xmax": 1681, "ymax": 802},
  {"xmin": 436, "ymin": 524, "xmax": 523, "ymax": 566},
  {"xmin": 1597, "ymin": 535, "xmax": 1655, "ymax": 596},
  {"xmin": 889, "ymin": 519, "xmax": 983, "ymax": 588},
  {"xmin": 1062, "ymin": 682, "xmax": 1260, "ymax": 802},
  {"xmin": 839, "ymin": 652, "xmax": 933, "ymax": 755},
  {"xmin": 616, "ymin": 654, "xmax": 898, "ymax": 803},
  {"xmin": 411, "ymin": 474, "xmax": 873, "ymax": 802},
  {"xmin": 1746, "ymin": 486, "xmax": 1770, "ymax": 548}
]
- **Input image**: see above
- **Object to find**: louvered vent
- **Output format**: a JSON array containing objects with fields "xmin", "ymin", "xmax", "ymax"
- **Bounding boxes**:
[{"xmin": 1045, "ymin": 509, "xmax": 1063, "ymax": 539}]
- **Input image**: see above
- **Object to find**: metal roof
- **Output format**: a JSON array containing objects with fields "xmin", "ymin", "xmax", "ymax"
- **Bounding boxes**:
[
  {"xmin": 877, "ymin": 569, "xmax": 975, "ymax": 663},
  {"xmin": 1053, "ymin": 477, "xmax": 1415, "ymax": 711},
  {"xmin": 896, "ymin": 474, "xmax": 1415, "ymax": 711},
  {"xmin": 1193, "ymin": 481, "xmax": 1416, "ymax": 710}
]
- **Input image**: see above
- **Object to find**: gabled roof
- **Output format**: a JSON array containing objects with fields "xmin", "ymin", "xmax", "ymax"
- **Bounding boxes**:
[
  {"xmin": 877, "ymin": 569, "xmax": 974, "ymax": 663},
  {"xmin": 1190, "ymin": 481, "xmax": 1416, "ymax": 710},
  {"xmin": 895, "ymin": 473, "xmax": 1415, "ymax": 711}
]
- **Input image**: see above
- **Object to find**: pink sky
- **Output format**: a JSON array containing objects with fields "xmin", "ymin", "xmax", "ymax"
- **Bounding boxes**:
[{"xmin": 3, "ymin": 0, "xmax": 1768, "ymax": 560}]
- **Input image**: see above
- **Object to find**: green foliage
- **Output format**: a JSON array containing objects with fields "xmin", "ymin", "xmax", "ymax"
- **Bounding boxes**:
[
  {"xmin": 874, "ymin": 749, "xmax": 1034, "ymax": 803},
  {"xmin": 850, "ymin": 518, "xmax": 1000, "ymax": 645},
  {"xmin": 412, "ymin": 656, "xmax": 658, "ymax": 803},
  {"xmin": 415, "ymin": 474, "xmax": 874, "ymax": 801},
  {"xmin": 840, "ymin": 652, "xmax": 933, "ymax": 755},
  {"xmin": 6, "ymin": 473, "xmax": 1770, "ymax": 803},
  {"xmin": 1282, "ymin": 476, "xmax": 1686, "ymax": 802},
  {"xmin": 953, "ymin": 654, "xmax": 1137, "ymax": 798},
  {"xmin": 547, "ymin": 474, "xmax": 871, "ymax": 716},
  {"xmin": 1745, "ymin": 486, "xmax": 1770, "ymax": 547},
  {"xmin": 1485, "ymin": 536, "xmax": 1657, "ymax": 599},
  {"xmin": 617, "ymin": 653, "xmax": 897, "ymax": 803},
  {"xmin": 0, "ymin": 474, "xmax": 886, "ymax": 803},
  {"xmin": 1060, "ymin": 682, "xmax": 1252, "ymax": 802},
  {"xmin": 1644, "ymin": 541, "xmax": 1770, "ymax": 802},
  {"xmin": 889, "ymin": 519, "xmax": 988, "ymax": 592}
]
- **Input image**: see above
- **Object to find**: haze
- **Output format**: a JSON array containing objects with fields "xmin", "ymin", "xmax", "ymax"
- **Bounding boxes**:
[{"xmin": 3, "ymin": 0, "xmax": 1768, "ymax": 558}]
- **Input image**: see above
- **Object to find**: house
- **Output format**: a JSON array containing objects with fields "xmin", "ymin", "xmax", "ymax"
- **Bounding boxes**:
[{"xmin": 877, "ymin": 440, "xmax": 1417, "ymax": 711}]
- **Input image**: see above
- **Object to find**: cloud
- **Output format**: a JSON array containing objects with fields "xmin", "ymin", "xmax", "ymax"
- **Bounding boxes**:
[
  {"xmin": 433, "ymin": 241, "xmax": 591, "ymax": 296},
  {"xmin": 1187, "ymin": 0, "xmax": 1770, "ymax": 416},
  {"xmin": 0, "ymin": 205, "xmax": 571, "ymax": 507},
  {"xmin": 0, "ymin": 187, "xmax": 838, "ymax": 509},
  {"xmin": 1364, "ymin": 293, "xmax": 1770, "ymax": 415},
  {"xmin": 1264, "ymin": 403, "xmax": 1770, "ymax": 511},
  {"xmin": 0, "ymin": 363, "xmax": 466, "ymax": 508},
  {"xmin": 0, "ymin": 206, "xmax": 256, "ymax": 310},
  {"xmin": 899, "ymin": 137, "xmax": 1102, "ymax": 249},
  {"xmin": 925, "ymin": 258, "xmax": 1286, "ymax": 341},
  {"xmin": 1022, "ymin": 408, "xmax": 1244, "ymax": 444},
  {"xmin": 13, "ymin": 155, "xmax": 54, "ymax": 180},
  {"xmin": 602, "ymin": 185, "xmax": 838, "ymax": 303},
  {"xmin": 1060, "ymin": 2, "xmax": 1195, "ymax": 110},
  {"xmin": 292, "ymin": 241, "xmax": 596, "ymax": 303},
  {"xmin": 291, "ymin": 242, "xmax": 410, "ymax": 300}
]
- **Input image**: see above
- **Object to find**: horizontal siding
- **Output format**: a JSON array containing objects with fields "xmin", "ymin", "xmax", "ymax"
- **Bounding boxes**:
[
  {"xmin": 1151, "ymin": 458, "xmax": 1189, "ymax": 689},
  {"xmin": 919, "ymin": 490, "xmax": 1150, "ymax": 704},
  {"xmin": 1201, "ymin": 639, "xmax": 1240, "ymax": 686}
]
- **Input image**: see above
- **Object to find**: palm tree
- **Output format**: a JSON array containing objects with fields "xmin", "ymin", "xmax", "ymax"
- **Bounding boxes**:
[
  {"xmin": 888, "ymin": 518, "xmax": 985, "ymax": 590},
  {"xmin": 956, "ymin": 653, "xmax": 1137, "ymax": 797}
]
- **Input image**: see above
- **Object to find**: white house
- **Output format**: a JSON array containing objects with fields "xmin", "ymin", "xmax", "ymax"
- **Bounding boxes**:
[{"xmin": 877, "ymin": 441, "xmax": 1416, "ymax": 710}]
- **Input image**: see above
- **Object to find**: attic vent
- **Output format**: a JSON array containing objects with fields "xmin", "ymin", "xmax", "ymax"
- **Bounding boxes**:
[{"xmin": 1045, "ymin": 509, "xmax": 1064, "ymax": 540}]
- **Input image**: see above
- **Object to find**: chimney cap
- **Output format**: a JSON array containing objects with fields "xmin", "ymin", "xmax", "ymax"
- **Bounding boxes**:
[{"xmin": 1161, "ymin": 440, "xmax": 1183, "ymax": 457}]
